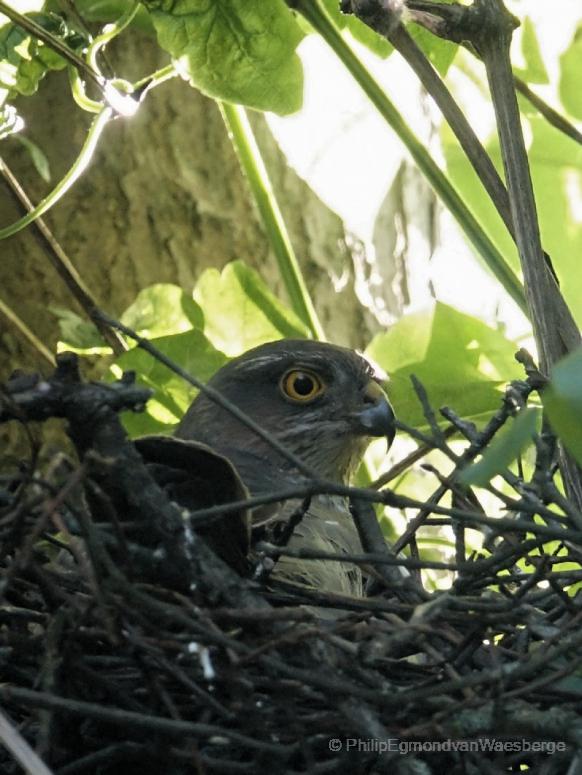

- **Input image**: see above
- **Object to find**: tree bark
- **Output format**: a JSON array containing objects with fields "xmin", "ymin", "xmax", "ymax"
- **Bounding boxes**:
[{"xmin": 0, "ymin": 32, "xmax": 375, "ymax": 381}]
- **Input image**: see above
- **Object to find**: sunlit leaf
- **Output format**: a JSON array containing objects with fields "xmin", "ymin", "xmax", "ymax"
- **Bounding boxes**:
[
  {"xmin": 407, "ymin": 22, "xmax": 457, "ymax": 76},
  {"xmin": 441, "ymin": 123, "xmax": 521, "ymax": 278},
  {"xmin": 51, "ymin": 307, "xmax": 109, "ymax": 355},
  {"xmin": 112, "ymin": 328, "xmax": 227, "ymax": 437},
  {"xmin": 366, "ymin": 302, "xmax": 521, "ymax": 429},
  {"xmin": 120, "ymin": 283, "xmax": 203, "ymax": 340},
  {"xmin": 528, "ymin": 117, "xmax": 582, "ymax": 329},
  {"xmin": 143, "ymin": 0, "xmax": 305, "ymax": 115},
  {"xmin": 443, "ymin": 111, "xmax": 582, "ymax": 332},
  {"xmin": 194, "ymin": 260, "xmax": 309, "ymax": 357},
  {"xmin": 559, "ymin": 24, "xmax": 582, "ymax": 121},
  {"xmin": 514, "ymin": 16, "xmax": 549, "ymax": 85},
  {"xmin": 459, "ymin": 407, "xmax": 541, "ymax": 486},
  {"xmin": 320, "ymin": 0, "xmax": 393, "ymax": 59},
  {"xmin": 544, "ymin": 347, "xmax": 582, "ymax": 467},
  {"xmin": 0, "ymin": 13, "xmax": 81, "ymax": 97}
]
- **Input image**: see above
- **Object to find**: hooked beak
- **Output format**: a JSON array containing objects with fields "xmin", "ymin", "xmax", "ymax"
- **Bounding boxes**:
[{"xmin": 356, "ymin": 380, "xmax": 396, "ymax": 447}]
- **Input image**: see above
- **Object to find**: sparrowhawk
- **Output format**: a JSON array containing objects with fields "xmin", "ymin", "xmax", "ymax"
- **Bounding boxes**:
[{"xmin": 175, "ymin": 339, "xmax": 396, "ymax": 598}]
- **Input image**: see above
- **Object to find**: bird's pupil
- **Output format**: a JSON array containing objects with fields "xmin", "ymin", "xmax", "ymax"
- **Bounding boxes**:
[{"xmin": 294, "ymin": 374, "xmax": 314, "ymax": 396}]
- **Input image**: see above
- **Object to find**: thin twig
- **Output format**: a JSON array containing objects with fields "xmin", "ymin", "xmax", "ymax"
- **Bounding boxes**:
[{"xmin": 0, "ymin": 158, "xmax": 126, "ymax": 354}]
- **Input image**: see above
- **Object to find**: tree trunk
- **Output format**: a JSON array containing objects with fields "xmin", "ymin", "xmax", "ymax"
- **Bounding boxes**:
[{"xmin": 0, "ymin": 32, "xmax": 375, "ymax": 382}]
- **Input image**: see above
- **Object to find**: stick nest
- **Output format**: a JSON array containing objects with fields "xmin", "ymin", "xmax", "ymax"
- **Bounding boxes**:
[{"xmin": 1, "ymin": 353, "xmax": 581, "ymax": 774}]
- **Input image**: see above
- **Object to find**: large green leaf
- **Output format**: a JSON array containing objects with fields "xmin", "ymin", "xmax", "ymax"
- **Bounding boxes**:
[
  {"xmin": 53, "ymin": 285, "xmax": 203, "ymax": 355},
  {"xmin": 143, "ymin": 0, "xmax": 305, "ymax": 115},
  {"xmin": 120, "ymin": 283, "xmax": 203, "ymax": 339},
  {"xmin": 111, "ymin": 328, "xmax": 227, "ymax": 437},
  {"xmin": 52, "ymin": 307, "xmax": 108, "ymax": 355},
  {"xmin": 193, "ymin": 260, "xmax": 309, "ymax": 357},
  {"xmin": 559, "ymin": 24, "xmax": 582, "ymax": 121},
  {"xmin": 544, "ymin": 347, "xmax": 582, "ymax": 467},
  {"xmin": 366, "ymin": 302, "xmax": 521, "ymax": 429},
  {"xmin": 459, "ymin": 407, "xmax": 541, "ymax": 487}
]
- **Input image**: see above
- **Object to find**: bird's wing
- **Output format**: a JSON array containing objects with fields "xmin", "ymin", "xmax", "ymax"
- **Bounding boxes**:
[
  {"xmin": 134, "ymin": 435, "xmax": 251, "ymax": 574},
  {"xmin": 254, "ymin": 494, "xmax": 364, "ymax": 597}
]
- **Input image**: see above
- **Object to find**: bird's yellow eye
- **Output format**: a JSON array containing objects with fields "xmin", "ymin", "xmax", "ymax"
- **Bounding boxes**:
[{"xmin": 280, "ymin": 369, "xmax": 324, "ymax": 402}]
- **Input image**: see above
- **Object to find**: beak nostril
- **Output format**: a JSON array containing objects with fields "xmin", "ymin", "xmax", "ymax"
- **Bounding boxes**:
[{"xmin": 362, "ymin": 379, "xmax": 388, "ymax": 406}]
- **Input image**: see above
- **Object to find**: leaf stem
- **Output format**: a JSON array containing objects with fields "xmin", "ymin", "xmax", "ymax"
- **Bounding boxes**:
[
  {"xmin": 0, "ymin": 294, "xmax": 55, "ymax": 366},
  {"xmin": 0, "ymin": 108, "xmax": 112, "ymax": 240},
  {"xmin": 87, "ymin": 2, "xmax": 140, "ymax": 74},
  {"xmin": 132, "ymin": 64, "xmax": 178, "ymax": 93},
  {"xmin": 387, "ymin": 24, "xmax": 514, "ymax": 241},
  {"xmin": 0, "ymin": 0, "xmax": 104, "ymax": 93},
  {"xmin": 0, "ymin": 157, "xmax": 126, "ymax": 354},
  {"xmin": 219, "ymin": 102, "xmax": 325, "ymax": 340}
]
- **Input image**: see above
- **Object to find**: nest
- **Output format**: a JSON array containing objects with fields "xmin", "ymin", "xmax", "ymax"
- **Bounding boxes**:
[{"xmin": 1, "ymin": 351, "xmax": 582, "ymax": 774}]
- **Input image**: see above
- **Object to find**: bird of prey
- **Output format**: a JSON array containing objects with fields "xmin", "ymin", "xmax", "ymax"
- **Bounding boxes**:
[{"xmin": 175, "ymin": 339, "xmax": 396, "ymax": 599}]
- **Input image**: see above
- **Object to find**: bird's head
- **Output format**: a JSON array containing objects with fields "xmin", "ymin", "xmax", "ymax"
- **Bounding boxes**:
[{"xmin": 175, "ymin": 339, "xmax": 395, "ymax": 485}]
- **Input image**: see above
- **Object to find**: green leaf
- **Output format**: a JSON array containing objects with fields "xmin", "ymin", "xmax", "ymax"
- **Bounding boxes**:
[
  {"xmin": 320, "ymin": 0, "xmax": 393, "ymax": 59},
  {"xmin": 559, "ymin": 25, "xmax": 582, "ymax": 121},
  {"xmin": 51, "ymin": 307, "xmax": 109, "ymax": 354},
  {"xmin": 527, "ymin": 117, "xmax": 582, "ymax": 329},
  {"xmin": 513, "ymin": 16, "xmax": 549, "ymax": 85},
  {"xmin": 408, "ymin": 22, "xmax": 457, "ymax": 77},
  {"xmin": 366, "ymin": 302, "xmax": 521, "ymax": 429},
  {"xmin": 15, "ymin": 135, "xmax": 51, "ymax": 182},
  {"xmin": 459, "ymin": 407, "xmax": 541, "ymax": 486},
  {"xmin": 194, "ymin": 260, "xmax": 309, "ymax": 357},
  {"xmin": 441, "ymin": 123, "xmax": 521, "ymax": 279},
  {"xmin": 0, "ymin": 13, "xmax": 79, "ymax": 97},
  {"xmin": 143, "ymin": 0, "xmax": 305, "ymax": 115},
  {"xmin": 544, "ymin": 347, "xmax": 582, "ymax": 467},
  {"xmin": 111, "ymin": 328, "xmax": 227, "ymax": 436},
  {"xmin": 443, "ymin": 110, "xmax": 582, "ymax": 325},
  {"xmin": 120, "ymin": 283, "xmax": 203, "ymax": 339}
]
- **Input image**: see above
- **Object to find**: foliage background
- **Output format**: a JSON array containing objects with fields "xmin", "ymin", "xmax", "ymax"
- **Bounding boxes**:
[{"xmin": 1, "ymin": 0, "xmax": 582, "ymax": 564}]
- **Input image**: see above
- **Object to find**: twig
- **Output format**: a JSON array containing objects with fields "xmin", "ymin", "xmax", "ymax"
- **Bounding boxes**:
[
  {"xmin": 0, "ymin": 293, "xmax": 55, "ymax": 366},
  {"xmin": 0, "ymin": 686, "xmax": 297, "ymax": 754},
  {"xmin": 0, "ymin": 158, "xmax": 126, "ymax": 354},
  {"xmin": 289, "ymin": 0, "xmax": 527, "ymax": 313},
  {"xmin": 349, "ymin": 496, "xmax": 427, "ymax": 601},
  {"xmin": 0, "ymin": 707, "xmax": 54, "ymax": 775},
  {"xmin": 0, "ymin": 1, "xmax": 105, "ymax": 94}
]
